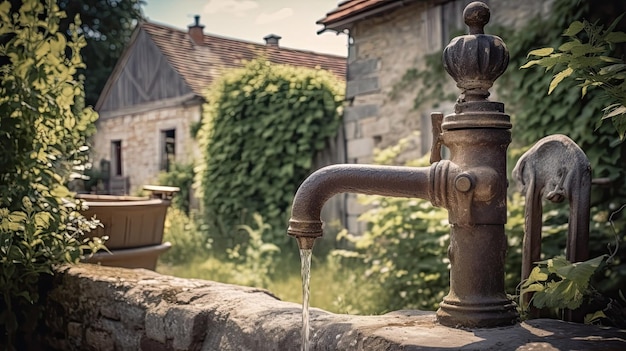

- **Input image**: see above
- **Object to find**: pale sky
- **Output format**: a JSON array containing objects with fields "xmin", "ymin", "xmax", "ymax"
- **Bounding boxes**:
[{"xmin": 142, "ymin": 0, "xmax": 348, "ymax": 56}]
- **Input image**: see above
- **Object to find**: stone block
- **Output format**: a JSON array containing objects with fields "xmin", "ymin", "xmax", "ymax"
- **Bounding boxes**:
[
  {"xmin": 85, "ymin": 327, "xmax": 114, "ymax": 351},
  {"xmin": 100, "ymin": 302, "xmax": 121, "ymax": 321},
  {"xmin": 346, "ymin": 77, "xmax": 379, "ymax": 99},
  {"xmin": 344, "ymin": 104, "xmax": 379, "ymax": 122},
  {"xmin": 164, "ymin": 306, "xmax": 208, "ymax": 350},
  {"xmin": 360, "ymin": 117, "xmax": 390, "ymax": 138},
  {"xmin": 145, "ymin": 302, "xmax": 168, "ymax": 343},
  {"xmin": 348, "ymin": 58, "xmax": 379, "ymax": 80},
  {"xmin": 347, "ymin": 138, "xmax": 374, "ymax": 159},
  {"xmin": 43, "ymin": 264, "xmax": 626, "ymax": 351},
  {"xmin": 344, "ymin": 121, "xmax": 358, "ymax": 140}
]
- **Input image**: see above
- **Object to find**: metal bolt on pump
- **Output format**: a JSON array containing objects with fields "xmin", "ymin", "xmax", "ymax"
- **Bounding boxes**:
[{"xmin": 287, "ymin": 1, "xmax": 519, "ymax": 328}]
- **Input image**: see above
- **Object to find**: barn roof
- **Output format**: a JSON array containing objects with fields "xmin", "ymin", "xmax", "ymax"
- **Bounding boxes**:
[
  {"xmin": 96, "ymin": 20, "xmax": 347, "ymax": 112},
  {"xmin": 142, "ymin": 21, "xmax": 346, "ymax": 96}
]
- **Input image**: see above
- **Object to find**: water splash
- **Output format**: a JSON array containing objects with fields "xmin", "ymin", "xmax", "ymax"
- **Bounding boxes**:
[{"xmin": 300, "ymin": 248, "xmax": 312, "ymax": 351}]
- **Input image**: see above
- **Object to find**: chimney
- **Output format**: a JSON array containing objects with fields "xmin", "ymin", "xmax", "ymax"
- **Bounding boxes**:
[
  {"xmin": 263, "ymin": 34, "xmax": 281, "ymax": 48},
  {"xmin": 188, "ymin": 15, "xmax": 205, "ymax": 45}
]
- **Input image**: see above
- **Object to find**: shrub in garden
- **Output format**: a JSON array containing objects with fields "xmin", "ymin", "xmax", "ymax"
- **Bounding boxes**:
[
  {"xmin": 157, "ymin": 161, "xmax": 195, "ymax": 214},
  {"xmin": 158, "ymin": 207, "xmax": 208, "ymax": 266},
  {"xmin": 0, "ymin": 0, "xmax": 104, "ymax": 347},
  {"xmin": 197, "ymin": 59, "xmax": 344, "ymax": 253}
]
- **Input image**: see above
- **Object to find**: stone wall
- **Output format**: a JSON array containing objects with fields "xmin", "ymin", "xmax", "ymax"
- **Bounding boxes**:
[
  {"xmin": 92, "ymin": 102, "xmax": 202, "ymax": 194},
  {"xmin": 340, "ymin": 0, "xmax": 555, "ymax": 233},
  {"xmin": 43, "ymin": 264, "xmax": 625, "ymax": 350}
]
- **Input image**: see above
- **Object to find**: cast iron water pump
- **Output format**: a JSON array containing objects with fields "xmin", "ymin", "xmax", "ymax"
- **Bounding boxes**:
[{"xmin": 288, "ymin": 1, "xmax": 520, "ymax": 328}]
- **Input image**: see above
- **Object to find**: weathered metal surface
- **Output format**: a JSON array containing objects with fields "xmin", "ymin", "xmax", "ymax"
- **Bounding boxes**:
[
  {"xmin": 288, "ymin": 1, "xmax": 520, "ymax": 328},
  {"xmin": 512, "ymin": 134, "xmax": 592, "ymax": 320}
]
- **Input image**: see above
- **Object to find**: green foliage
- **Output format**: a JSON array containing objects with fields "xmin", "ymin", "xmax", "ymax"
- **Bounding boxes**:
[
  {"xmin": 498, "ymin": 0, "xmax": 625, "ymax": 204},
  {"xmin": 348, "ymin": 181, "xmax": 451, "ymax": 312},
  {"xmin": 226, "ymin": 213, "xmax": 281, "ymax": 289},
  {"xmin": 521, "ymin": 255, "xmax": 606, "ymax": 311},
  {"xmin": 0, "ymin": 0, "xmax": 104, "ymax": 347},
  {"xmin": 522, "ymin": 17, "xmax": 626, "ymax": 139},
  {"xmin": 57, "ymin": 0, "xmax": 144, "ymax": 105},
  {"xmin": 157, "ymin": 161, "xmax": 194, "ymax": 214},
  {"xmin": 497, "ymin": 0, "xmax": 626, "ymax": 305},
  {"xmin": 159, "ymin": 207, "xmax": 208, "ymax": 266},
  {"xmin": 159, "ymin": 212, "xmax": 280, "ymax": 290},
  {"xmin": 198, "ymin": 58, "xmax": 344, "ymax": 252},
  {"xmin": 1, "ymin": 0, "xmax": 145, "ymax": 106}
]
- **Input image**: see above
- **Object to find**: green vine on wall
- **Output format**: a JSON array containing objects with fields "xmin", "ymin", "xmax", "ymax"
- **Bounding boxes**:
[
  {"xmin": 197, "ymin": 59, "xmax": 344, "ymax": 251},
  {"xmin": 389, "ymin": 51, "xmax": 456, "ymax": 110}
]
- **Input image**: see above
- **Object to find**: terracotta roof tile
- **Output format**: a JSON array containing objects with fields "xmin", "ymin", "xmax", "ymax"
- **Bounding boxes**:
[
  {"xmin": 319, "ymin": 0, "xmax": 388, "ymax": 26},
  {"xmin": 141, "ymin": 22, "xmax": 346, "ymax": 97},
  {"xmin": 318, "ymin": 0, "xmax": 444, "ymax": 32}
]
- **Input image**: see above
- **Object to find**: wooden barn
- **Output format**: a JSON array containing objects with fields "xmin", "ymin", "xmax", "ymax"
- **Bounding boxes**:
[{"xmin": 93, "ymin": 17, "xmax": 346, "ymax": 194}]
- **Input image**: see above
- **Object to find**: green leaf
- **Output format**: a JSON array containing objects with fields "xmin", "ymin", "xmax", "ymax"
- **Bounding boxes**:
[
  {"xmin": 548, "ymin": 67, "xmax": 574, "ymax": 94},
  {"xmin": 523, "ymin": 266, "xmax": 548, "ymax": 286},
  {"xmin": 558, "ymin": 40, "xmax": 582, "ymax": 52},
  {"xmin": 598, "ymin": 64, "xmax": 626, "ymax": 75},
  {"xmin": 603, "ymin": 104, "xmax": 626, "ymax": 119},
  {"xmin": 584, "ymin": 310, "xmax": 607, "ymax": 324},
  {"xmin": 520, "ymin": 59, "xmax": 541, "ymax": 69},
  {"xmin": 605, "ymin": 31, "xmax": 626, "ymax": 44},
  {"xmin": 527, "ymin": 48, "xmax": 554, "ymax": 58},
  {"xmin": 563, "ymin": 21, "xmax": 584, "ymax": 36},
  {"xmin": 521, "ymin": 283, "xmax": 545, "ymax": 293}
]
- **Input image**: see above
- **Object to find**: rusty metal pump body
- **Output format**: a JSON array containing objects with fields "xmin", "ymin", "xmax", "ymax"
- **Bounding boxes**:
[{"xmin": 288, "ymin": 1, "xmax": 520, "ymax": 328}]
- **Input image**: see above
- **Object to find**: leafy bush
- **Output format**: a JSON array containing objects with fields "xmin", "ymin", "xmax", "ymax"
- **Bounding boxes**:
[
  {"xmin": 497, "ymin": 0, "xmax": 626, "ymax": 205},
  {"xmin": 226, "ymin": 213, "xmax": 280, "ymax": 289},
  {"xmin": 197, "ymin": 59, "xmax": 344, "ymax": 252},
  {"xmin": 494, "ymin": 0, "xmax": 626, "ymax": 306},
  {"xmin": 158, "ymin": 212, "xmax": 280, "ymax": 290},
  {"xmin": 157, "ymin": 161, "xmax": 195, "ymax": 214},
  {"xmin": 522, "ymin": 18, "xmax": 626, "ymax": 139},
  {"xmin": 0, "ymin": 0, "xmax": 103, "ymax": 347},
  {"xmin": 521, "ymin": 255, "xmax": 606, "ymax": 312},
  {"xmin": 158, "ymin": 207, "xmax": 209, "ymax": 266}
]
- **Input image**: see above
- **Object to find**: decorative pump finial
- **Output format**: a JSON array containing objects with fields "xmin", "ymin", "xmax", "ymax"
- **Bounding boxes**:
[{"xmin": 443, "ymin": 1, "xmax": 509, "ymax": 102}]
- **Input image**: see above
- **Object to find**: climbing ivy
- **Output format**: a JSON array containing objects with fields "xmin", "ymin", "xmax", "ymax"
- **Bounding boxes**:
[
  {"xmin": 198, "ymin": 59, "xmax": 344, "ymax": 252},
  {"xmin": 389, "ymin": 51, "xmax": 456, "ymax": 109}
]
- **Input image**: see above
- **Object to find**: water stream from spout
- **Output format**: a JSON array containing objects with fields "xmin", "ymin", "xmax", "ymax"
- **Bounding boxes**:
[{"xmin": 300, "ymin": 248, "xmax": 312, "ymax": 351}]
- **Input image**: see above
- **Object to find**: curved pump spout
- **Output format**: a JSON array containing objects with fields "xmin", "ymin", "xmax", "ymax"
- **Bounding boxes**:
[{"xmin": 288, "ymin": 164, "xmax": 432, "ymax": 250}]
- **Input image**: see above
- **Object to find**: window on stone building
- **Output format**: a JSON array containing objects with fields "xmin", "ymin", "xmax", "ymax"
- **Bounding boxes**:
[
  {"xmin": 160, "ymin": 129, "xmax": 176, "ymax": 171},
  {"xmin": 111, "ymin": 140, "xmax": 123, "ymax": 176}
]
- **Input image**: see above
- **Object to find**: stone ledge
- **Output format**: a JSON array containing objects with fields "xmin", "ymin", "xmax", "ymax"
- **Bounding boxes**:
[{"xmin": 44, "ymin": 264, "xmax": 626, "ymax": 350}]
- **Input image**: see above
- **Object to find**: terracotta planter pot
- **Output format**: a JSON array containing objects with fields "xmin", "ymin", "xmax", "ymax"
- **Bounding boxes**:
[
  {"xmin": 77, "ymin": 194, "xmax": 172, "ymax": 270},
  {"xmin": 84, "ymin": 243, "xmax": 172, "ymax": 270}
]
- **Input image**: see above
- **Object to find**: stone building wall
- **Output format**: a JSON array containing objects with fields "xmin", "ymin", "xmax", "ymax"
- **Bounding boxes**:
[
  {"xmin": 342, "ymin": 0, "xmax": 455, "ymax": 232},
  {"xmin": 92, "ymin": 102, "xmax": 202, "ymax": 194},
  {"xmin": 340, "ymin": 0, "xmax": 554, "ymax": 233}
]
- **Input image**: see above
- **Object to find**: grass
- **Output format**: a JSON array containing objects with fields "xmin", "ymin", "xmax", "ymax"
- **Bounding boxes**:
[
  {"xmin": 156, "ymin": 207, "xmax": 384, "ymax": 314},
  {"xmin": 156, "ymin": 253, "xmax": 381, "ymax": 315}
]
